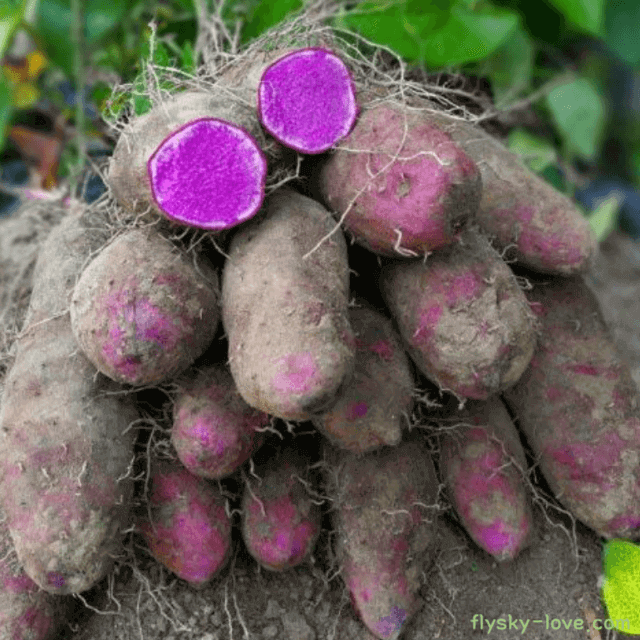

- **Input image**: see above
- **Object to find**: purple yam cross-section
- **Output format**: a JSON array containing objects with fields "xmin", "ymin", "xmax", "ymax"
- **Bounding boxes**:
[
  {"xmin": 258, "ymin": 47, "xmax": 358, "ymax": 154},
  {"xmin": 148, "ymin": 118, "xmax": 267, "ymax": 230}
]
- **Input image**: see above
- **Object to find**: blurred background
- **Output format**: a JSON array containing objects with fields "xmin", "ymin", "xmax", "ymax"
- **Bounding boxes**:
[{"xmin": 1, "ymin": 0, "xmax": 639, "ymax": 238}]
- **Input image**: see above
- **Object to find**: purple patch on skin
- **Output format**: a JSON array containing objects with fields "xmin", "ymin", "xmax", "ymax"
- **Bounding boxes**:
[
  {"xmin": 46, "ymin": 572, "xmax": 65, "ymax": 589},
  {"xmin": 346, "ymin": 401, "xmax": 368, "ymax": 420},
  {"xmin": 565, "ymin": 363, "xmax": 620, "ymax": 380},
  {"xmin": 445, "ymin": 273, "xmax": 481, "ymax": 307},
  {"xmin": 414, "ymin": 304, "xmax": 442, "ymax": 345},
  {"xmin": 605, "ymin": 514, "xmax": 640, "ymax": 537},
  {"xmin": 100, "ymin": 290, "xmax": 183, "ymax": 379},
  {"xmin": 272, "ymin": 352, "xmax": 318, "ymax": 395},
  {"xmin": 376, "ymin": 606, "xmax": 407, "ymax": 637},
  {"xmin": 476, "ymin": 517, "xmax": 529, "ymax": 558},
  {"xmin": 366, "ymin": 339, "xmax": 395, "ymax": 361},
  {"xmin": 545, "ymin": 431, "xmax": 627, "ymax": 489},
  {"xmin": 515, "ymin": 225, "xmax": 585, "ymax": 268}
]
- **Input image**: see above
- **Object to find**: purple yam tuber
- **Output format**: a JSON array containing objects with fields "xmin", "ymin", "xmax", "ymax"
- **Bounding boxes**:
[
  {"xmin": 172, "ymin": 364, "xmax": 269, "ymax": 479},
  {"xmin": 420, "ymin": 104, "xmax": 597, "ymax": 275},
  {"xmin": 241, "ymin": 447, "xmax": 321, "ymax": 571},
  {"xmin": 325, "ymin": 439, "xmax": 439, "ymax": 640},
  {"xmin": 312, "ymin": 306, "xmax": 414, "ymax": 454},
  {"xmin": 222, "ymin": 188, "xmax": 356, "ymax": 420},
  {"xmin": 503, "ymin": 275, "xmax": 640, "ymax": 539},
  {"xmin": 138, "ymin": 459, "xmax": 232, "ymax": 586},
  {"xmin": 258, "ymin": 47, "xmax": 358, "ymax": 154},
  {"xmin": 70, "ymin": 227, "xmax": 220, "ymax": 386},
  {"xmin": 380, "ymin": 227, "xmax": 538, "ymax": 400},
  {"xmin": 438, "ymin": 397, "xmax": 533, "ymax": 561},
  {"xmin": 0, "ymin": 208, "xmax": 138, "ymax": 595},
  {"xmin": 316, "ymin": 101, "xmax": 481, "ymax": 257},
  {"xmin": 0, "ymin": 507, "xmax": 69, "ymax": 640},
  {"xmin": 108, "ymin": 91, "xmax": 267, "ymax": 230}
]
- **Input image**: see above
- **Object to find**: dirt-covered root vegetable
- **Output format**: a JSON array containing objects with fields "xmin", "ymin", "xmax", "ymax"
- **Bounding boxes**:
[
  {"xmin": 70, "ymin": 227, "xmax": 220, "ymax": 386},
  {"xmin": 0, "ymin": 507, "xmax": 68, "ymax": 640},
  {"xmin": 315, "ymin": 101, "xmax": 481, "ymax": 258},
  {"xmin": 380, "ymin": 227, "xmax": 538, "ymax": 400},
  {"xmin": 422, "ymin": 106, "xmax": 597, "ymax": 275},
  {"xmin": 437, "ymin": 397, "xmax": 533, "ymax": 562},
  {"xmin": 502, "ymin": 276, "xmax": 640, "ymax": 539},
  {"xmin": 138, "ymin": 459, "xmax": 232, "ymax": 586},
  {"xmin": 257, "ymin": 47, "xmax": 358, "ymax": 154},
  {"xmin": 108, "ymin": 90, "xmax": 267, "ymax": 230},
  {"xmin": 241, "ymin": 447, "xmax": 321, "ymax": 571},
  {"xmin": 325, "ymin": 439, "xmax": 439, "ymax": 640},
  {"xmin": 171, "ymin": 364, "xmax": 270, "ymax": 479},
  {"xmin": 222, "ymin": 188, "xmax": 356, "ymax": 420},
  {"xmin": 312, "ymin": 306, "xmax": 414, "ymax": 454},
  {"xmin": 0, "ymin": 209, "xmax": 139, "ymax": 595}
]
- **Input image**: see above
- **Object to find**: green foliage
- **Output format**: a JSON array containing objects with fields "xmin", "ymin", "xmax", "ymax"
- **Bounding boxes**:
[
  {"xmin": 604, "ymin": 1, "xmax": 640, "ymax": 65},
  {"xmin": 545, "ymin": 0, "xmax": 604, "ymax": 36},
  {"xmin": 479, "ymin": 26, "xmax": 534, "ymax": 105},
  {"xmin": 339, "ymin": 0, "xmax": 519, "ymax": 67},
  {"xmin": 0, "ymin": 75, "xmax": 11, "ymax": 150},
  {"xmin": 35, "ymin": 0, "xmax": 127, "ymax": 76},
  {"xmin": 586, "ymin": 192, "xmax": 621, "ymax": 242},
  {"xmin": 545, "ymin": 76, "xmax": 606, "ymax": 161},
  {"xmin": 601, "ymin": 539, "xmax": 640, "ymax": 634},
  {"xmin": 507, "ymin": 128, "xmax": 556, "ymax": 173},
  {"xmin": 237, "ymin": 0, "xmax": 304, "ymax": 45}
]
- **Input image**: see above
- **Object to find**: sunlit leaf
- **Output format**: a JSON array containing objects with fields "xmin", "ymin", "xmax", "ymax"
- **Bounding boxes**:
[
  {"xmin": 546, "ymin": 76, "xmax": 606, "ymax": 160},
  {"xmin": 341, "ymin": 1, "xmax": 518, "ymax": 66},
  {"xmin": 12, "ymin": 81, "xmax": 39, "ymax": 108},
  {"xmin": 507, "ymin": 128, "xmax": 557, "ymax": 174},
  {"xmin": 601, "ymin": 539, "xmax": 640, "ymax": 634},
  {"xmin": 587, "ymin": 192, "xmax": 621, "ymax": 242},
  {"xmin": 546, "ymin": 0, "xmax": 604, "ymax": 36}
]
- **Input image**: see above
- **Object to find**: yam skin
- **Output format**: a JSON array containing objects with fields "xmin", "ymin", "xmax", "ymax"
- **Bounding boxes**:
[
  {"xmin": 138, "ymin": 459, "xmax": 232, "ymax": 586},
  {"xmin": 325, "ymin": 439, "xmax": 439, "ymax": 640},
  {"xmin": 316, "ymin": 102, "xmax": 481, "ymax": 257},
  {"xmin": 438, "ymin": 397, "xmax": 533, "ymax": 562},
  {"xmin": 503, "ymin": 276, "xmax": 640, "ymax": 539},
  {"xmin": 241, "ymin": 447, "xmax": 321, "ymax": 571},
  {"xmin": 380, "ymin": 227, "xmax": 538, "ymax": 400},
  {"xmin": 422, "ymin": 106, "xmax": 597, "ymax": 275},
  {"xmin": 70, "ymin": 227, "xmax": 220, "ymax": 386},
  {"xmin": 172, "ymin": 364, "xmax": 269, "ymax": 479},
  {"xmin": 222, "ymin": 188, "xmax": 356, "ymax": 420},
  {"xmin": 0, "ymin": 210, "xmax": 139, "ymax": 594},
  {"xmin": 107, "ymin": 90, "xmax": 266, "ymax": 228},
  {"xmin": 312, "ymin": 306, "xmax": 414, "ymax": 454},
  {"xmin": 0, "ymin": 507, "xmax": 68, "ymax": 640}
]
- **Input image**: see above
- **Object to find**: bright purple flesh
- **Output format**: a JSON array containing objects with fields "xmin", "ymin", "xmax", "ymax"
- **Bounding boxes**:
[
  {"xmin": 148, "ymin": 118, "xmax": 267, "ymax": 230},
  {"xmin": 258, "ymin": 48, "xmax": 358, "ymax": 154}
]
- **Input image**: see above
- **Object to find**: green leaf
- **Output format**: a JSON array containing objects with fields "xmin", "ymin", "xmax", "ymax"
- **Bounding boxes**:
[
  {"xmin": 240, "ymin": 0, "xmax": 304, "ymax": 44},
  {"xmin": 601, "ymin": 539, "xmax": 640, "ymax": 634},
  {"xmin": 507, "ymin": 128, "xmax": 557, "ymax": 173},
  {"xmin": 546, "ymin": 0, "xmax": 604, "ymax": 36},
  {"xmin": 422, "ymin": 4, "xmax": 519, "ymax": 67},
  {"xmin": 0, "ymin": 75, "xmax": 14, "ymax": 151},
  {"xmin": 341, "ymin": 1, "xmax": 518, "ymax": 66},
  {"xmin": 484, "ymin": 26, "xmax": 534, "ymax": 106},
  {"xmin": 1, "ymin": 0, "xmax": 28, "ymax": 59},
  {"xmin": 84, "ymin": 0, "xmax": 126, "ymax": 43},
  {"xmin": 604, "ymin": 1, "xmax": 640, "ymax": 65},
  {"xmin": 545, "ymin": 76, "xmax": 606, "ymax": 160},
  {"xmin": 179, "ymin": 40, "xmax": 196, "ymax": 73},
  {"xmin": 35, "ymin": 0, "xmax": 125, "ymax": 75},
  {"xmin": 587, "ymin": 192, "xmax": 621, "ymax": 242}
]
